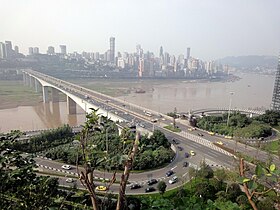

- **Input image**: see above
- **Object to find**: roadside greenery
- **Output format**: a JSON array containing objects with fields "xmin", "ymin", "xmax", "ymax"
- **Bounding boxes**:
[
  {"xmin": 10, "ymin": 125, "xmax": 73, "ymax": 153},
  {"xmin": 197, "ymin": 111, "xmax": 273, "ymax": 138},
  {"xmin": 44, "ymin": 127, "xmax": 174, "ymax": 171}
]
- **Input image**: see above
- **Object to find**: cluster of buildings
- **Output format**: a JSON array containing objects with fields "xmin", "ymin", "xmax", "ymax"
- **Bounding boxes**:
[
  {"xmin": 0, "ymin": 38, "xmax": 230, "ymax": 78},
  {"xmin": 0, "ymin": 41, "xmax": 22, "ymax": 59}
]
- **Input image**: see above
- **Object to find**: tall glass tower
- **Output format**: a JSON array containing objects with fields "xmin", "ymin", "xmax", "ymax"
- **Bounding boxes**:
[
  {"xmin": 271, "ymin": 56, "xmax": 280, "ymax": 110},
  {"xmin": 109, "ymin": 37, "xmax": 115, "ymax": 64}
]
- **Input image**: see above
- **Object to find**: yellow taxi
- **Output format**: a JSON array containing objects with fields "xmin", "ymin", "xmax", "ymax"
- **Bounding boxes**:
[
  {"xmin": 188, "ymin": 128, "xmax": 194, "ymax": 131},
  {"xmin": 208, "ymin": 131, "xmax": 215, "ymax": 136},
  {"xmin": 190, "ymin": 150, "xmax": 196, "ymax": 156},
  {"xmin": 95, "ymin": 186, "xmax": 107, "ymax": 191},
  {"xmin": 216, "ymin": 141, "xmax": 224, "ymax": 145},
  {"xmin": 224, "ymin": 135, "xmax": 233, "ymax": 139}
]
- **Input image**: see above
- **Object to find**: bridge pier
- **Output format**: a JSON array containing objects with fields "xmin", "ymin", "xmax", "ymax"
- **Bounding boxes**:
[
  {"xmin": 35, "ymin": 79, "xmax": 41, "ymax": 92},
  {"xmin": 51, "ymin": 88, "xmax": 59, "ymax": 102},
  {"xmin": 30, "ymin": 77, "xmax": 36, "ymax": 89},
  {"xmin": 42, "ymin": 86, "xmax": 49, "ymax": 103},
  {"xmin": 67, "ymin": 96, "xmax": 76, "ymax": 114}
]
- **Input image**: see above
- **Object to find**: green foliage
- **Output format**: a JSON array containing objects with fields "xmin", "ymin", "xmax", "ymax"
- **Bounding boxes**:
[
  {"xmin": 11, "ymin": 124, "xmax": 73, "ymax": 153},
  {"xmin": 157, "ymin": 181, "xmax": 167, "ymax": 195},
  {"xmin": 0, "ymin": 135, "xmax": 61, "ymax": 209},
  {"xmin": 197, "ymin": 111, "xmax": 272, "ymax": 138},
  {"xmin": 254, "ymin": 110, "xmax": 280, "ymax": 126}
]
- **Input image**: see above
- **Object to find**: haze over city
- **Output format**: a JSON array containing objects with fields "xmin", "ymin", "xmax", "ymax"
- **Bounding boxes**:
[{"xmin": 1, "ymin": 0, "xmax": 280, "ymax": 60}]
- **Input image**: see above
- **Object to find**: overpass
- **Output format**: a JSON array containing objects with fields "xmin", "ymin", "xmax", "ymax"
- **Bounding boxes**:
[{"xmin": 21, "ymin": 69, "xmax": 280, "ymax": 188}]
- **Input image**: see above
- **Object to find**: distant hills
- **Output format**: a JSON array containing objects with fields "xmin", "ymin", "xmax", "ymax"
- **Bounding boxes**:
[{"xmin": 217, "ymin": 55, "xmax": 278, "ymax": 69}]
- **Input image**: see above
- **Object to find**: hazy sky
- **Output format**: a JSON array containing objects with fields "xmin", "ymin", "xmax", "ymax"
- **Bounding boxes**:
[{"xmin": 1, "ymin": 0, "xmax": 279, "ymax": 60}]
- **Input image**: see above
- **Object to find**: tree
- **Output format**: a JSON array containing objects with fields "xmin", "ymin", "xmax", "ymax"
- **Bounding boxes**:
[{"xmin": 157, "ymin": 181, "xmax": 167, "ymax": 195}]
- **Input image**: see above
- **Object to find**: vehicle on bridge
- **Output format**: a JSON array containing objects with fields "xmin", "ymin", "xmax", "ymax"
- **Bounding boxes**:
[
  {"xmin": 190, "ymin": 150, "xmax": 196, "ymax": 156},
  {"xmin": 166, "ymin": 170, "xmax": 174, "ymax": 177},
  {"xmin": 224, "ymin": 135, "xmax": 233, "ymax": 139},
  {"xmin": 130, "ymin": 184, "xmax": 142, "ymax": 189},
  {"xmin": 61, "ymin": 165, "xmax": 72, "ymax": 170},
  {"xmin": 145, "ymin": 187, "xmax": 156, "ymax": 193},
  {"xmin": 147, "ymin": 179, "xmax": 158, "ymax": 185},
  {"xmin": 95, "ymin": 186, "xmax": 107, "ymax": 191},
  {"xmin": 169, "ymin": 176, "xmax": 178, "ymax": 184},
  {"xmin": 208, "ymin": 131, "xmax": 215, "ymax": 136}
]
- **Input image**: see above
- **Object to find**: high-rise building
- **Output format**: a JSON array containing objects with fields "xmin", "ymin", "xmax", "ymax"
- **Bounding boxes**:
[
  {"xmin": 5, "ymin": 41, "xmax": 12, "ymax": 58},
  {"xmin": 29, "ymin": 47, "xmax": 34, "ymax": 55},
  {"xmin": 60, "ymin": 45, "xmax": 67, "ymax": 54},
  {"xmin": 0, "ymin": 42, "xmax": 7, "ymax": 59},
  {"xmin": 159, "ymin": 46, "xmax": 163, "ymax": 57},
  {"xmin": 109, "ymin": 37, "xmax": 115, "ymax": 64},
  {"xmin": 34, "ymin": 47, "xmax": 39, "ymax": 54},
  {"xmin": 14, "ymin": 46, "xmax": 19, "ymax": 54},
  {"xmin": 272, "ymin": 56, "xmax": 280, "ymax": 110},
  {"xmin": 186, "ymin": 47, "xmax": 191, "ymax": 60},
  {"xmin": 47, "ymin": 46, "xmax": 55, "ymax": 55},
  {"xmin": 139, "ymin": 58, "xmax": 144, "ymax": 77}
]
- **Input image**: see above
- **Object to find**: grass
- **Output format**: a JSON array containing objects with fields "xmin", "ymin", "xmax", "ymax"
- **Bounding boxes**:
[
  {"xmin": 263, "ymin": 140, "xmax": 280, "ymax": 155},
  {"xmin": 164, "ymin": 125, "xmax": 181, "ymax": 132}
]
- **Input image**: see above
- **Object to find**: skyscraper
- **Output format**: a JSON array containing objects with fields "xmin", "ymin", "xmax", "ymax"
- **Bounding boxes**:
[
  {"xmin": 5, "ymin": 41, "xmax": 12, "ymax": 58},
  {"xmin": 60, "ymin": 45, "xmax": 67, "ymax": 55},
  {"xmin": 0, "ymin": 42, "xmax": 7, "ymax": 59},
  {"xmin": 271, "ymin": 55, "xmax": 280, "ymax": 110},
  {"xmin": 47, "ymin": 46, "xmax": 55, "ymax": 55},
  {"xmin": 14, "ymin": 46, "xmax": 19, "ymax": 54},
  {"xmin": 159, "ymin": 46, "xmax": 163, "ymax": 57},
  {"xmin": 34, "ymin": 47, "xmax": 39, "ymax": 54},
  {"xmin": 29, "ymin": 47, "xmax": 34, "ymax": 55},
  {"xmin": 186, "ymin": 47, "xmax": 191, "ymax": 60},
  {"xmin": 109, "ymin": 37, "xmax": 115, "ymax": 64}
]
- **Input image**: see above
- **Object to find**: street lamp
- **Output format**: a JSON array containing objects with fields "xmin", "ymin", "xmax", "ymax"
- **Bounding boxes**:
[{"xmin": 226, "ymin": 92, "xmax": 234, "ymax": 126}]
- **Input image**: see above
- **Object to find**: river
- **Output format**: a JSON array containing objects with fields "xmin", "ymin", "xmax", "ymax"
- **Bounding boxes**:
[{"xmin": 0, "ymin": 73, "xmax": 275, "ymax": 133}]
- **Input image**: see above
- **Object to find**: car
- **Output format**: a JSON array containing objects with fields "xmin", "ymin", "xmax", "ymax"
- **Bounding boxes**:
[
  {"xmin": 66, "ymin": 178, "xmax": 75, "ymax": 183},
  {"xmin": 95, "ymin": 186, "xmax": 107, "ymax": 191},
  {"xmin": 216, "ymin": 141, "xmax": 224, "ymax": 145},
  {"xmin": 166, "ymin": 170, "xmax": 174, "ymax": 177},
  {"xmin": 147, "ymin": 179, "xmax": 158, "ymax": 185},
  {"xmin": 145, "ymin": 187, "xmax": 156, "ymax": 193},
  {"xmin": 224, "ymin": 135, "xmax": 233, "ymax": 139},
  {"xmin": 184, "ymin": 152, "xmax": 190, "ymax": 158},
  {"xmin": 168, "ymin": 176, "xmax": 178, "ymax": 184},
  {"xmin": 190, "ymin": 150, "xmax": 196, "ymax": 156},
  {"xmin": 177, "ymin": 146, "xmax": 183, "ymax": 151},
  {"xmin": 198, "ymin": 133, "xmax": 204, "ymax": 137},
  {"xmin": 188, "ymin": 128, "xmax": 194, "ymax": 131},
  {"xmin": 139, "ymin": 123, "xmax": 145, "ymax": 128},
  {"xmin": 208, "ymin": 131, "xmax": 215, "ymax": 136},
  {"xmin": 62, "ymin": 165, "xmax": 72, "ymax": 170},
  {"xmin": 183, "ymin": 162, "xmax": 189, "ymax": 167},
  {"xmin": 172, "ymin": 138, "xmax": 179, "ymax": 144},
  {"xmin": 130, "ymin": 184, "xmax": 141, "ymax": 189}
]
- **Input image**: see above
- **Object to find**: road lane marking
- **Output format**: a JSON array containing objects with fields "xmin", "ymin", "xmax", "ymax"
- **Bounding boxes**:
[
  {"xmin": 171, "ymin": 165, "xmax": 177, "ymax": 171},
  {"xmin": 183, "ymin": 172, "xmax": 188, "ymax": 177}
]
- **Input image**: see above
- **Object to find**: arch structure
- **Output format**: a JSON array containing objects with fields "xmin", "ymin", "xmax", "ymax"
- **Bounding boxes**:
[
  {"xmin": 191, "ymin": 108, "xmax": 265, "ymax": 117},
  {"xmin": 22, "ymin": 70, "xmax": 127, "ymax": 123}
]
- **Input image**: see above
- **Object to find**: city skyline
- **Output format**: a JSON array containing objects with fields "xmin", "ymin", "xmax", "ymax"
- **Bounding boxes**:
[{"xmin": 1, "ymin": 0, "xmax": 280, "ymax": 60}]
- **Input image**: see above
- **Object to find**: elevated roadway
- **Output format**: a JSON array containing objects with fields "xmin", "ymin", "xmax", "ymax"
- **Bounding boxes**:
[{"xmin": 21, "ymin": 69, "xmax": 276, "ymax": 193}]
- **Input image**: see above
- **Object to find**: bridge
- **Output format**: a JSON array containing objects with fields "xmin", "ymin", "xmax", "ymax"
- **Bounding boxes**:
[{"xmin": 21, "ymin": 69, "xmax": 280, "ymax": 193}]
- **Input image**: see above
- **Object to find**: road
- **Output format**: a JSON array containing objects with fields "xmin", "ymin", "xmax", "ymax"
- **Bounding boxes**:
[{"xmin": 23, "ymin": 69, "xmax": 279, "ymax": 194}]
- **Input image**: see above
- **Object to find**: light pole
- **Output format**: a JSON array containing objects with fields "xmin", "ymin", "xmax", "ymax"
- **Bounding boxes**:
[{"xmin": 226, "ymin": 92, "xmax": 234, "ymax": 126}]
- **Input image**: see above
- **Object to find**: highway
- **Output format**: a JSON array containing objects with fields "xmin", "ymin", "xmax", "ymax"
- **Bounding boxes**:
[{"xmin": 23, "ymin": 69, "xmax": 279, "ymax": 194}]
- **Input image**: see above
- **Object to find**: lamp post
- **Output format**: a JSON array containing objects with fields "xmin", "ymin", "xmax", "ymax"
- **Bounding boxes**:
[{"xmin": 226, "ymin": 92, "xmax": 234, "ymax": 126}]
